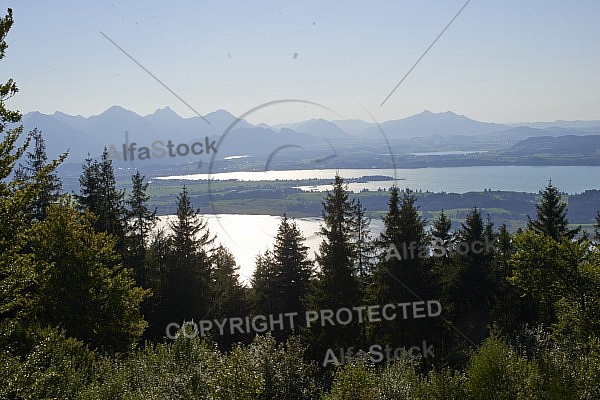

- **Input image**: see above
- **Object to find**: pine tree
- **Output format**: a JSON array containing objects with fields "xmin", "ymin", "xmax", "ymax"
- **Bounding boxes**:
[
  {"xmin": 166, "ymin": 186, "xmax": 215, "ymax": 326},
  {"xmin": 143, "ymin": 228, "xmax": 171, "ymax": 339},
  {"xmin": 594, "ymin": 211, "xmax": 600, "ymax": 241},
  {"xmin": 125, "ymin": 170, "xmax": 157, "ymax": 285},
  {"xmin": 14, "ymin": 128, "xmax": 62, "ymax": 221},
  {"xmin": 527, "ymin": 180, "xmax": 581, "ymax": 241}
]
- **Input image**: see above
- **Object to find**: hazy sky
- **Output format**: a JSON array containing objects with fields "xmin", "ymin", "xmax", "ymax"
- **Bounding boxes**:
[{"xmin": 3, "ymin": 1, "xmax": 599, "ymax": 125}]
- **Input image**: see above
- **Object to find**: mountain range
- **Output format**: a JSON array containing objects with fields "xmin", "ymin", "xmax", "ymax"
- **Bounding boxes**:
[{"xmin": 19, "ymin": 107, "xmax": 600, "ymax": 169}]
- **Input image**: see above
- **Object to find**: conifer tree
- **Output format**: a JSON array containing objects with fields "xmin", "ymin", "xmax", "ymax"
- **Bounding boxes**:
[
  {"xmin": 350, "ymin": 199, "xmax": 376, "ymax": 279},
  {"xmin": 251, "ymin": 250, "xmax": 279, "ymax": 317},
  {"xmin": 273, "ymin": 215, "xmax": 312, "ymax": 312},
  {"xmin": 306, "ymin": 174, "xmax": 360, "ymax": 352},
  {"xmin": 14, "ymin": 128, "xmax": 62, "ymax": 221},
  {"xmin": 0, "ymin": 7, "xmax": 63, "ymax": 337},
  {"xmin": 125, "ymin": 170, "xmax": 157, "ymax": 285},
  {"xmin": 210, "ymin": 245, "xmax": 248, "ymax": 347},
  {"xmin": 431, "ymin": 210, "xmax": 453, "ymax": 256},
  {"xmin": 527, "ymin": 180, "xmax": 581, "ymax": 241},
  {"xmin": 594, "ymin": 211, "xmax": 600, "ymax": 241},
  {"xmin": 369, "ymin": 187, "xmax": 430, "ymax": 345},
  {"xmin": 446, "ymin": 207, "xmax": 495, "ymax": 345},
  {"xmin": 76, "ymin": 148, "xmax": 127, "ymax": 250},
  {"xmin": 166, "ymin": 186, "xmax": 215, "ymax": 325}
]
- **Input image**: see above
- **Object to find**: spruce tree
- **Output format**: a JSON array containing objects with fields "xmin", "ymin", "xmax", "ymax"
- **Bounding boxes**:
[
  {"xmin": 527, "ymin": 180, "xmax": 581, "ymax": 241},
  {"xmin": 210, "ymin": 245, "xmax": 248, "ymax": 347},
  {"xmin": 447, "ymin": 207, "xmax": 495, "ymax": 345},
  {"xmin": 14, "ymin": 128, "xmax": 62, "ymax": 221},
  {"xmin": 350, "ymin": 199, "xmax": 376, "ymax": 279},
  {"xmin": 125, "ymin": 170, "xmax": 157, "ymax": 285},
  {"xmin": 166, "ymin": 186, "xmax": 215, "ymax": 326},
  {"xmin": 272, "ymin": 215, "xmax": 313, "ymax": 336},
  {"xmin": 306, "ymin": 174, "xmax": 360, "ymax": 352},
  {"xmin": 76, "ymin": 148, "xmax": 127, "ymax": 250},
  {"xmin": 594, "ymin": 211, "xmax": 600, "ymax": 241},
  {"xmin": 369, "ymin": 187, "xmax": 430, "ymax": 346},
  {"xmin": 251, "ymin": 250, "xmax": 279, "ymax": 317},
  {"xmin": 431, "ymin": 210, "xmax": 453, "ymax": 252}
]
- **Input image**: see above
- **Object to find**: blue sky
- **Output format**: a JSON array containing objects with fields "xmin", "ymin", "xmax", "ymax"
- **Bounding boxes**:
[{"xmin": 3, "ymin": 1, "xmax": 599, "ymax": 124}]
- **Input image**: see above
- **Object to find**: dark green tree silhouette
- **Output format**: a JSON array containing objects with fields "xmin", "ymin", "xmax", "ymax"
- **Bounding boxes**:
[
  {"xmin": 125, "ymin": 170, "xmax": 157, "ymax": 285},
  {"xmin": 368, "ymin": 187, "xmax": 431, "ymax": 346},
  {"xmin": 165, "ymin": 186, "xmax": 215, "ymax": 325},
  {"xmin": 446, "ymin": 208, "xmax": 495, "ymax": 346},
  {"xmin": 305, "ymin": 174, "xmax": 360, "ymax": 353},
  {"xmin": 14, "ymin": 128, "xmax": 62, "ymax": 221},
  {"xmin": 210, "ymin": 245, "xmax": 248, "ymax": 347},
  {"xmin": 527, "ymin": 180, "xmax": 581, "ymax": 241},
  {"xmin": 76, "ymin": 148, "xmax": 127, "ymax": 252},
  {"xmin": 594, "ymin": 211, "xmax": 600, "ymax": 241}
]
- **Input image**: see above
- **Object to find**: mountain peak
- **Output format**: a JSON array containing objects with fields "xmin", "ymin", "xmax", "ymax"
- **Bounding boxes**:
[{"xmin": 95, "ymin": 105, "xmax": 137, "ymax": 118}]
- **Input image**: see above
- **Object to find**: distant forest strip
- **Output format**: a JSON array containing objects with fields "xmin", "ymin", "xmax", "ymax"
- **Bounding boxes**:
[{"xmin": 138, "ymin": 178, "xmax": 600, "ymax": 231}]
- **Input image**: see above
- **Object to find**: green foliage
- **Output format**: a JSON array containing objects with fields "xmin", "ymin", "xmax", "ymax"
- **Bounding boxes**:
[
  {"xmin": 164, "ymin": 185, "xmax": 215, "ymax": 325},
  {"xmin": 464, "ymin": 333, "xmax": 541, "ymax": 400},
  {"xmin": 324, "ymin": 358, "xmax": 379, "ymax": 400},
  {"xmin": 0, "ymin": 326, "xmax": 97, "ymax": 400},
  {"xmin": 527, "ymin": 180, "xmax": 581, "ymax": 240},
  {"xmin": 251, "ymin": 215, "xmax": 312, "ymax": 341},
  {"xmin": 125, "ymin": 170, "xmax": 157, "ymax": 285},
  {"xmin": 306, "ymin": 174, "xmax": 361, "ymax": 355},
  {"xmin": 30, "ymin": 198, "xmax": 150, "ymax": 352},
  {"xmin": 510, "ymin": 230, "xmax": 600, "ymax": 333},
  {"xmin": 14, "ymin": 128, "xmax": 63, "ymax": 221},
  {"xmin": 76, "ymin": 149, "xmax": 127, "ymax": 248}
]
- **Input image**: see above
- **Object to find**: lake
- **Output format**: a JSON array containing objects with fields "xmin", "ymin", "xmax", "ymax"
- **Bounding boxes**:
[{"xmin": 155, "ymin": 166, "xmax": 600, "ymax": 194}]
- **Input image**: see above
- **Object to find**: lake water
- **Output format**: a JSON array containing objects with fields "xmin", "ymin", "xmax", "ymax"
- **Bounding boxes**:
[{"xmin": 156, "ymin": 166, "xmax": 600, "ymax": 194}]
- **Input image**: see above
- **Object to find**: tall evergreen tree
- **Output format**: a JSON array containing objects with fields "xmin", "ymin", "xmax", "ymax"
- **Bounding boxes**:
[
  {"xmin": 594, "ymin": 211, "xmax": 600, "ymax": 242},
  {"xmin": 350, "ymin": 199, "xmax": 376, "ymax": 279},
  {"xmin": 431, "ymin": 210, "xmax": 453, "ymax": 257},
  {"xmin": 125, "ymin": 170, "xmax": 157, "ymax": 285},
  {"xmin": 527, "ymin": 180, "xmax": 581, "ymax": 241},
  {"xmin": 251, "ymin": 216, "xmax": 313, "ymax": 340},
  {"xmin": 273, "ymin": 215, "xmax": 313, "ymax": 335},
  {"xmin": 142, "ymin": 228, "xmax": 171, "ymax": 339},
  {"xmin": 251, "ymin": 250, "xmax": 279, "ymax": 317},
  {"xmin": 446, "ymin": 207, "xmax": 495, "ymax": 345},
  {"xmin": 306, "ymin": 174, "xmax": 360, "ymax": 353},
  {"xmin": 369, "ymin": 187, "xmax": 431, "ymax": 346},
  {"xmin": 210, "ymin": 245, "xmax": 248, "ymax": 347},
  {"xmin": 76, "ymin": 148, "xmax": 127, "ymax": 250},
  {"xmin": 165, "ymin": 186, "xmax": 215, "ymax": 326},
  {"xmin": 14, "ymin": 128, "xmax": 62, "ymax": 221}
]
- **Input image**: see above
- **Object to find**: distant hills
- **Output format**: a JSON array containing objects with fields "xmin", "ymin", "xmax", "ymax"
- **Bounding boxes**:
[{"xmin": 19, "ymin": 107, "xmax": 600, "ymax": 170}]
